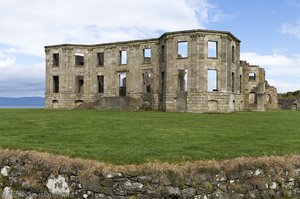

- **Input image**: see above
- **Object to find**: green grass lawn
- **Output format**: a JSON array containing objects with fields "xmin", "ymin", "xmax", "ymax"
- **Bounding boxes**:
[{"xmin": 0, "ymin": 109, "xmax": 299, "ymax": 164}]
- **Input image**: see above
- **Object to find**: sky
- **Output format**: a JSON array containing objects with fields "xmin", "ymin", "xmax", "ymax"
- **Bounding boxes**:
[{"xmin": 0, "ymin": 0, "xmax": 300, "ymax": 97}]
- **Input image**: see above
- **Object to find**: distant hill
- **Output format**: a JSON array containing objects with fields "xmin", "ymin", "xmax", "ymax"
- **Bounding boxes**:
[
  {"xmin": 278, "ymin": 90, "xmax": 300, "ymax": 99},
  {"xmin": 0, "ymin": 97, "xmax": 44, "ymax": 108}
]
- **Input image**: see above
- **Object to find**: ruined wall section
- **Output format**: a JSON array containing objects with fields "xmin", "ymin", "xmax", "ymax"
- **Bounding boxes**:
[
  {"xmin": 1, "ymin": 151, "xmax": 299, "ymax": 199},
  {"xmin": 241, "ymin": 61, "xmax": 266, "ymax": 111},
  {"xmin": 265, "ymin": 81, "xmax": 278, "ymax": 110},
  {"xmin": 160, "ymin": 32, "xmax": 242, "ymax": 113},
  {"xmin": 45, "ymin": 39, "xmax": 161, "ymax": 110}
]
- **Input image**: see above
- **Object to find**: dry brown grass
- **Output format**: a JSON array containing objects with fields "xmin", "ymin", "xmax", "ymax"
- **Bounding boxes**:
[{"xmin": 0, "ymin": 149, "xmax": 299, "ymax": 175}]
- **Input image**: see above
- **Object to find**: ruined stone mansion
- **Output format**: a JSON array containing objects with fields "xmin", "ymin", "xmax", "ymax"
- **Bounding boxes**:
[{"xmin": 45, "ymin": 29, "xmax": 278, "ymax": 113}]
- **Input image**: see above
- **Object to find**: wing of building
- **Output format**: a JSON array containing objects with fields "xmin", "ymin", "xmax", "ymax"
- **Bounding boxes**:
[{"xmin": 45, "ymin": 29, "xmax": 278, "ymax": 113}]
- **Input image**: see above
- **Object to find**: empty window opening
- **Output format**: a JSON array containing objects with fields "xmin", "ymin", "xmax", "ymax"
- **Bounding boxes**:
[
  {"xmin": 53, "ymin": 53, "xmax": 59, "ymax": 66},
  {"xmin": 119, "ymin": 73, "xmax": 127, "ymax": 96},
  {"xmin": 143, "ymin": 72, "xmax": 152, "ymax": 93},
  {"xmin": 208, "ymin": 41, "xmax": 217, "ymax": 58},
  {"xmin": 160, "ymin": 71, "xmax": 165, "ymax": 101},
  {"xmin": 120, "ymin": 50, "xmax": 127, "ymax": 65},
  {"xmin": 208, "ymin": 69, "xmax": 217, "ymax": 91},
  {"xmin": 266, "ymin": 94, "xmax": 271, "ymax": 103},
  {"xmin": 240, "ymin": 75, "xmax": 242, "ymax": 93},
  {"xmin": 143, "ymin": 48, "xmax": 151, "ymax": 63},
  {"xmin": 232, "ymin": 46, "xmax": 235, "ymax": 62},
  {"xmin": 160, "ymin": 45, "xmax": 165, "ymax": 62},
  {"xmin": 232, "ymin": 72, "xmax": 235, "ymax": 92},
  {"xmin": 97, "ymin": 75, "xmax": 104, "ymax": 93},
  {"xmin": 249, "ymin": 72, "xmax": 256, "ymax": 81},
  {"xmin": 53, "ymin": 76, "xmax": 59, "ymax": 93},
  {"xmin": 76, "ymin": 76, "xmax": 84, "ymax": 94},
  {"xmin": 249, "ymin": 93, "xmax": 256, "ymax": 104},
  {"xmin": 97, "ymin": 52, "xmax": 104, "ymax": 66},
  {"xmin": 75, "ymin": 53, "xmax": 84, "ymax": 66},
  {"xmin": 178, "ymin": 69, "xmax": 188, "ymax": 92},
  {"xmin": 178, "ymin": 41, "xmax": 188, "ymax": 58},
  {"xmin": 161, "ymin": 71, "xmax": 165, "ymax": 92},
  {"xmin": 146, "ymin": 85, "xmax": 151, "ymax": 93}
]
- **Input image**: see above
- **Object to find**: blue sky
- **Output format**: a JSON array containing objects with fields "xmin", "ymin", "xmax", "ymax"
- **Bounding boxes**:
[{"xmin": 0, "ymin": 0, "xmax": 299, "ymax": 97}]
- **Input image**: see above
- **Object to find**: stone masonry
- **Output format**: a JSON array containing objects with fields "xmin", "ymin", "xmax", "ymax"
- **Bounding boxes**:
[
  {"xmin": 0, "ymin": 151, "xmax": 299, "ymax": 199},
  {"xmin": 45, "ymin": 29, "xmax": 277, "ymax": 113}
]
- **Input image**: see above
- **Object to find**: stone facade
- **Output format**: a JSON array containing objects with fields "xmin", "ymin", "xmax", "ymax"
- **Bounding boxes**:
[{"xmin": 45, "ymin": 29, "xmax": 277, "ymax": 113}]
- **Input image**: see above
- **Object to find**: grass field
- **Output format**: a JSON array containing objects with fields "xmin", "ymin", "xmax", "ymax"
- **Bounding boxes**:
[{"xmin": 0, "ymin": 109, "xmax": 299, "ymax": 164}]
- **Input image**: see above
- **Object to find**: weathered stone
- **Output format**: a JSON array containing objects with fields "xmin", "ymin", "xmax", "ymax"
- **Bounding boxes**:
[
  {"xmin": 1, "ymin": 166, "xmax": 10, "ymax": 177},
  {"xmin": 254, "ymin": 169, "xmax": 263, "ymax": 176},
  {"xmin": 212, "ymin": 189, "xmax": 228, "ymax": 199},
  {"xmin": 10, "ymin": 166, "xmax": 26, "ymax": 177},
  {"xmin": 270, "ymin": 182, "xmax": 278, "ymax": 190},
  {"xmin": 123, "ymin": 180, "xmax": 144, "ymax": 193},
  {"xmin": 95, "ymin": 193, "xmax": 113, "ymax": 199},
  {"xmin": 181, "ymin": 187, "xmax": 196, "ymax": 198},
  {"xmin": 103, "ymin": 187, "xmax": 113, "ymax": 196},
  {"xmin": 2, "ymin": 187, "xmax": 13, "ymax": 199},
  {"xmin": 82, "ymin": 175, "xmax": 101, "ymax": 192},
  {"xmin": 101, "ymin": 179, "xmax": 114, "ymax": 187},
  {"xmin": 137, "ymin": 176, "xmax": 152, "ymax": 183},
  {"xmin": 104, "ymin": 172, "xmax": 122, "ymax": 179},
  {"xmin": 227, "ymin": 170, "xmax": 239, "ymax": 180},
  {"xmin": 113, "ymin": 188, "xmax": 127, "ymax": 196},
  {"xmin": 46, "ymin": 175, "xmax": 70, "ymax": 197},
  {"xmin": 163, "ymin": 186, "xmax": 181, "ymax": 198}
]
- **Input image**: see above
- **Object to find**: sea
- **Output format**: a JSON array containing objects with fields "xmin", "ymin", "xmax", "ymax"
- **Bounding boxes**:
[{"xmin": 0, "ymin": 105, "xmax": 44, "ymax": 108}]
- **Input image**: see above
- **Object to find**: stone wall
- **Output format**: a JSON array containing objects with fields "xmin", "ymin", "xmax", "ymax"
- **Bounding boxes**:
[
  {"xmin": 278, "ymin": 98, "xmax": 299, "ymax": 110},
  {"xmin": 1, "ymin": 150, "xmax": 299, "ymax": 199}
]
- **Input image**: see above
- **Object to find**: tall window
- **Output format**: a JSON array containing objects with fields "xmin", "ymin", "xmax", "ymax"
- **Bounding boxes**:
[
  {"xmin": 119, "ymin": 73, "xmax": 126, "ymax": 96},
  {"xmin": 208, "ymin": 69, "xmax": 217, "ymax": 91},
  {"xmin": 53, "ymin": 53, "xmax": 59, "ymax": 67},
  {"xmin": 232, "ymin": 72, "xmax": 235, "ymax": 92},
  {"xmin": 143, "ymin": 48, "xmax": 151, "ymax": 63},
  {"xmin": 178, "ymin": 69, "xmax": 187, "ymax": 92},
  {"xmin": 75, "ymin": 53, "xmax": 84, "ymax": 66},
  {"xmin": 208, "ymin": 41, "xmax": 218, "ymax": 58},
  {"xmin": 177, "ymin": 41, "xmax": 188, "ymax": 58},
  {"xmin": 97, "ymin": 52, "xmax": 104, "ymax": 66},
  {"xmin": 249, "ymin": 72, "xmax": 256, "ymax": 81},
  {"xmin": 232, "ymin": 46, "xmax": 235, "ymax": 62},
  {"xmin": 160, "ymin": 45, "xmax": 165, "ymax": 62},
  {"xmin": 120, "ymin": 49, "xmax": 127, "ymax": 65},
  {"xmin": 97, "ymin": 75, "xmax": 104, "ymax": 93},
  {"xmin": 76, "ymin": 76, "xmax": 84, "ymax": 94},
  {"xmin": 53, "ymin": 76, "xmax": 59, "ymax": 93},
  {"xmin": 240, "ymin": 75, "xmax": 242, "ymax": 93}
]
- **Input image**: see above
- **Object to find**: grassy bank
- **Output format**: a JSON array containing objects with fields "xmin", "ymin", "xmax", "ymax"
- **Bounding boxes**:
[{"xmin": 0, "ymin": 109, "xmax": 299, "ymax": 164}]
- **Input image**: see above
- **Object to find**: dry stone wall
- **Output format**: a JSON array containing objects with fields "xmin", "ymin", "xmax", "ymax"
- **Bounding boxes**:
[{"xmin": 0, "ymin": 150, "xmax": 299, "ymax": 199}]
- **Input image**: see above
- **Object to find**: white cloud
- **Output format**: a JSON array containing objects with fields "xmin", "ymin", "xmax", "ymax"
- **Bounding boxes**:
[
  {"xmin": 0, "ymin": 61, "xmax": 45, "ymax": 97},
  {"xmin": 0, "ymin": 0, "xmax": 212, "ymax": 57},
  {"xmin": 241, "ymin": 52, "xmax": 300, "ymax": 92},
  {"xmin": 280, "ymin": 22, "xmax": 300, "ymax": 39},
  {"xmin": 0, "ymin": 57, "xmax": 16, "ymax": 68}
]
